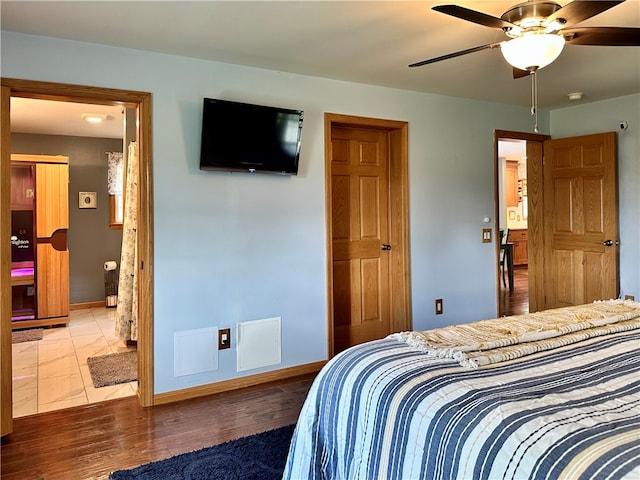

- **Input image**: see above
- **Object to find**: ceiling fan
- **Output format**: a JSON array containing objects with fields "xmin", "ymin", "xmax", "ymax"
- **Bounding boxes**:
[
  {"xmin": 410, "ymin": 0, "xmax": 640, "ymax": 131},
  {"xmin": 410, "ymin": 0, "xmax": 640, "ymax": 76}
]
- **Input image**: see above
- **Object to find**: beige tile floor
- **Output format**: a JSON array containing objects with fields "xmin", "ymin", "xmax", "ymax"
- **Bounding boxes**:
[{"xmin": 12, "ymin": 306, "xmax": 137, "ymax": 418}]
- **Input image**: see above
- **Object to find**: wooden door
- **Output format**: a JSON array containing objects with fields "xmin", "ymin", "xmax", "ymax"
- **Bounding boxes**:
[
  {"xmin": 542, "ymin": 132, "xmax": 618, "ymax": 308},
  {"xmin": 331, "ymin": 126, "xmax": 392, "ymax": 353},
  {"xmin": 35, "ymin": 162, "xmax": 69, "ymax": 319}
]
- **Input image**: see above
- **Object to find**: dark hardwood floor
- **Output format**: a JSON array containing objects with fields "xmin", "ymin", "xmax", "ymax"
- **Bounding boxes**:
[
  {"xmin": 500, "ymin": 266, "xmax": 529, "ymax": 316},
  {"xmin": 1, "ymin": 374, "xmax": 316, "ymax": 480}
]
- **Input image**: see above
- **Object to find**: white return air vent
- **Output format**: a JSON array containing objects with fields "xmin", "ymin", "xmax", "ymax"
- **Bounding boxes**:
[
  {"xmin": 174, "ymin": 327, "xmax": 218, "ymax": 377},
  {"xmin": 237, "ymin": 317, "xmax": 282, "ymax": 372}
]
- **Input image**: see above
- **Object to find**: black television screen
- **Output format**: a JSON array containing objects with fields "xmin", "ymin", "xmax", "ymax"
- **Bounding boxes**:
[{"xmin": 200, "ymin": 98, "xmax": 304, "ymax": 175}]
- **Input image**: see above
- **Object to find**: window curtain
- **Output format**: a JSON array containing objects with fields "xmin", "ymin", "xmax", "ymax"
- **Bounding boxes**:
[
  {"xmin": 115, "ymin": 142, "xmax": 138, "ymax": 341},
  {"xmin": 106, "ymin": 152, "xmax": 123, "ymax": 195}
]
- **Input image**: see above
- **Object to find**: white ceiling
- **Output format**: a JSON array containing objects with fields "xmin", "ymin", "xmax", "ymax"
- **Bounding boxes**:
[
  {"xmin": 499, "ymin": 138, "xmax": 527, "ymax": 158},
  {"xmin": 3, "ymin": 1, "xmax": 639, "ymax": 137},
  {"xmin": 11, "ymin": 98, "xmax": 125, "ymax": 139}
]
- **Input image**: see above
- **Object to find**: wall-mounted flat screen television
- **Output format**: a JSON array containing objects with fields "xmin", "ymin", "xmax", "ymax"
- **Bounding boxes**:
[{"xmin": 199, "ymin": 98, "xmax": 304, "ymax": 175}]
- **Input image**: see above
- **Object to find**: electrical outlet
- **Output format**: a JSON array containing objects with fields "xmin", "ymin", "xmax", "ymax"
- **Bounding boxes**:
[
  {"xmin": 435, "ymin": 298, "xmax": 443, "ymax": 315},
  {"xmin": 218, "ymin": 328, "xmax": 231, "ymax": 350}
]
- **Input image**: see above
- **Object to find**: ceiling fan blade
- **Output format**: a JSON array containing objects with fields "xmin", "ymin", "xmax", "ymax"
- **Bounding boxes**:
[
  {"xmin": 432, "ymin": 5, "xmax": 515, "ymax": 30},
  {"xmin": 409, "ymin": 43, "xmax": 501, "ymax": 68},
  {"xmin": 563, "ymin": 27, "xmax": 640, "ymax": 45},
  {"xmin": 512, "ymin": 67, "xmax": 531, "ymax": 79},
  {"xmin": 548, "ymin": 1, "xmax": 625, "ymax": 28}
]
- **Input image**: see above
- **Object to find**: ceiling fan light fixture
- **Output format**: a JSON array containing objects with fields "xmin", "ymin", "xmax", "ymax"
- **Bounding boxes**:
[
  {"xmin": 500, "ymin": 33, "xmax": 565, "ymax": 71},
  {"xmin": 82, "ymin": 113, "xmax": 108, "ymax": 123},
  {"xmin": 544, "ymin": 19, "xmax": 566, "ymax": 34}
]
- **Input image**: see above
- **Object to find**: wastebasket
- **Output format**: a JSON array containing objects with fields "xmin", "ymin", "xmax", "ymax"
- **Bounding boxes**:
[{"xmin": 104, "ymin": 261, "xmax": 118, "ymax": 307}]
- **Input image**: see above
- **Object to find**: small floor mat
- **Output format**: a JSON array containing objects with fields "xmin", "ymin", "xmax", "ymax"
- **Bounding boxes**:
[
  {"xmin": 12, "ymin": 328, "xmax": 44, "ymax": 344},
  {"xmin": 87, "ymin": 350, "xmax": 137, "ymax": 388}
]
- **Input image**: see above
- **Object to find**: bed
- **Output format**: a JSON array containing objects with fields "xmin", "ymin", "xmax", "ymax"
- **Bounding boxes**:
[{"xmin": 284, "ymin": 300, "xmax": 640, "ymax": 480}]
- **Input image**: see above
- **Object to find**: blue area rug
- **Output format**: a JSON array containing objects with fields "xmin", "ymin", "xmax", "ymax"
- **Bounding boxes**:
[{"xmin": 109, "ymin": 424, "xmax": 295, "ymax": 480}]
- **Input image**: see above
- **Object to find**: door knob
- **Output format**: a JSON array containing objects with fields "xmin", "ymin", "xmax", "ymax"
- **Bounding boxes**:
[
  {"xmin": 381, "ymin": 244, "xmax": 392, "ymax": 251},
  {"xmin": 603, "ymin": 239, "xmax": 619, "ymax": 246}
]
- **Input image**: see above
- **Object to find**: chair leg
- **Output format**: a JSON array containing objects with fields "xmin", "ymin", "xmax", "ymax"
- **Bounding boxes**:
[{"xmin": 502, "ymin": 259, "xmax": 507, "ymax": 287}]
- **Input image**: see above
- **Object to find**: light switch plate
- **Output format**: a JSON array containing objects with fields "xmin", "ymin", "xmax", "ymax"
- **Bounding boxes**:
[{"xmin": 482, "ymin": 228, "xmax": 492, "ymax": 243}]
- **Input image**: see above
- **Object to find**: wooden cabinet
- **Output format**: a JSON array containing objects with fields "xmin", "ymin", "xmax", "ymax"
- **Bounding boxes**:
[
  {"xmin": 505, "ymin": 161, "xmax": 519, "ymax": 207},
  {"xmin": 508, "ymin": 229, "xmax": 528, "ymax": 266},
  {"xmin": 11, "ymin": 154, "xmax": 69, "ymax": 329}
]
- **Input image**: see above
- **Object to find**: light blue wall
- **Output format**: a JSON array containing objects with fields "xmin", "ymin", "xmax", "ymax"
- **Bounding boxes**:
[
  {"xmin": 551, "ymin": 94, "xmax": 640, "ymax": 300},
  {"xmin": 1, "ymin": 31, "xmax": 576, "ymax": 395}
]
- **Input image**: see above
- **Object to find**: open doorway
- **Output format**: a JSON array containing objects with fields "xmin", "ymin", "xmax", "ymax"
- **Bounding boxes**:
[
  {"xmin": 1, "ymin": 78, "xmax": 154, "ymax": 437},
  {"xmin": 497, "ymin": 138, "xmax": 529, "ymax": 316},
  {"xmin": 10, "ymin": 98, "xmax": 137, "ymax": 416},
  {"xmin": 494, "ymin": 129, "xmax": 551, "ymax": 317}
]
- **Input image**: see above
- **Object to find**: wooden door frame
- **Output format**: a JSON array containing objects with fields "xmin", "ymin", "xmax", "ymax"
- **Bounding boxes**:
[
  {"xmin": 325, "ymin": 113, "xmax": 411, "ymax": 358},
  {"xmin": 1, "ymin": 78, "xmax": 154, "ymax": 436},
  {"xmin": 494, "ymin": 130, "xmax": 549, "ymax": 316}
]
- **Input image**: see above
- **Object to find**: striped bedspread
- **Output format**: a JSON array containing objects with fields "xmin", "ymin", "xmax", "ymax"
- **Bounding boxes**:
[{"xmin": 284, "ymin": 304, "xmax": 640, "ymax": 480}]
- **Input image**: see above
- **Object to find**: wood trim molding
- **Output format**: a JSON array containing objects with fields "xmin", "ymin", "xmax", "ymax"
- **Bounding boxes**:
[
  {"xmin": 11, "ymin": 317, "xmax": 69, "ymax": 330},
  {"xmin": 70, "ymin": 301, "xmax": 106, "ymax": 310},
  {"xmin": 494, "ymin": 130, "xmax": 551, "ymax": 143},
  {"xmin": 1, "ymin": 85, "xmax": 13, "ymax": 436},
  {"xmin": 109, "ymin": 195, "xmax": 123, "ymax": 229},
  {"xmin": 11, "ymin": 154, "xmax": 69, "ymax": 164},
  {"xmin": 153, "ymin": 361, "xmax": 325, "ymax": 406},
  {"xmin": 2, "ymin": 77, "xmax": 149, "ymax": 105},
  {"xmin": 324, "ymin": 115, "xmax": 335, "ymax": 358},
  {"xmin": 136, "ymin": 93, "xmax": 154, "ymax": 407}
]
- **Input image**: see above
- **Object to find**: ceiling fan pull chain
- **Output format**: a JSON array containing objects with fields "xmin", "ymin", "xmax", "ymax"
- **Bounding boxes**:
[{"xmin": 531, "ymin": 71, "xmax": 539, "ymax": 133}]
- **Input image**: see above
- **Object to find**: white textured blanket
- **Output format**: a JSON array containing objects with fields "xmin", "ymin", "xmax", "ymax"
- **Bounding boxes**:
[{"xmin": 390, "ymin": 299, "xmax": 640, "ymax": 368}]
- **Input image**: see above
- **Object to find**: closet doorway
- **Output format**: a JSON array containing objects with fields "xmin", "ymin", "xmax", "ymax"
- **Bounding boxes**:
[{"xmin": 1, "ymin": 79, "xmax": 154, "ymax": 437}]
